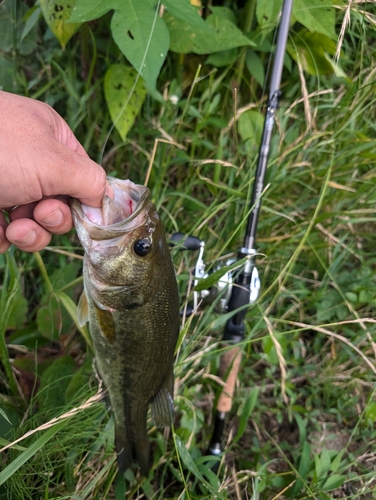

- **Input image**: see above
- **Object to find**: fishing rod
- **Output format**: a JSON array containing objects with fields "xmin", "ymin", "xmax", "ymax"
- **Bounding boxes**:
[
  {"xmin": 171, "ymin": 0, "xmax": 293, "ymax": 468},
  {"xmin": 206, "ymin": 0, "xmax": 294, "ymax": 462}
]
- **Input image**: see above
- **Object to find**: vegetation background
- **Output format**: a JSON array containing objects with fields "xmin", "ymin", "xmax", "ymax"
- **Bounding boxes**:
[{"xmin": 1, "ymin": 0, "xmax": 376, "ymax": 498}]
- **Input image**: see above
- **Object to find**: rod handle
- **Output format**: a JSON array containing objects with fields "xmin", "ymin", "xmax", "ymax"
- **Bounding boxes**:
[{"xmin": 217, "ymin": 345, "xmax": 242, "ymax": 413}]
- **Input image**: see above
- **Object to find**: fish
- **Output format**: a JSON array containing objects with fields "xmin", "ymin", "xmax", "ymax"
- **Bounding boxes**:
[{"xmin": 70, "ymin": 177, "xmax": 180, "ymax": 476}]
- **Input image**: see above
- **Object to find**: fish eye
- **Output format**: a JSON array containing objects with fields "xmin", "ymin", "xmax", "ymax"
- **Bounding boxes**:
[{"xmin": 133, "ymin": 238, "xmax": 151, "ymax": 257}]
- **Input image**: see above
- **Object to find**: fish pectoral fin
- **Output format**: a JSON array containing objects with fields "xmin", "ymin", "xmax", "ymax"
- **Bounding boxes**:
[
  {"xmin": 94, "ymin": 304, "xmax": 117, "ymax": 344},
  {"xmin": 151, "ymin": 370, "xmax": 174, "ymax": 427},
  {"xmin": 77, "ymin": 291, "xmax": 89, "ymax": 327}
]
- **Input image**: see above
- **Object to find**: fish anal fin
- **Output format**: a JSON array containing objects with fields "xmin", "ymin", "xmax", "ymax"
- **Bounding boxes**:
[
  {"xmin": 94, "ymin": 304, "xmax": 116, "ymax": 344},
  {"xmin": 151, "ymin": 369, "xmax": 174, "ymax": 428},
  {"xmin": 77, "ymin": 291, "xmax": 89, "ymax": 327}
]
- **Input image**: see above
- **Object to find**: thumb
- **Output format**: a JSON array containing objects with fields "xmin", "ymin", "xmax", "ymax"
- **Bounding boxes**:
[{"xmin": 42, "ymin": 141, "xmax": 107, "ymax": 207}]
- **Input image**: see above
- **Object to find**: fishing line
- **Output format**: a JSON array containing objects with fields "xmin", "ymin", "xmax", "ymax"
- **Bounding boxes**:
[{"xmin": 99, "ymin": 0, "xmax": 162, "ymax": 166}]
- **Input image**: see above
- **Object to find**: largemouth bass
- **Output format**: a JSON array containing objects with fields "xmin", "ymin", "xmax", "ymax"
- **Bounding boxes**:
[{"xmin": 70, "ymin": 177, "xmax": 180, "ymax": 475}]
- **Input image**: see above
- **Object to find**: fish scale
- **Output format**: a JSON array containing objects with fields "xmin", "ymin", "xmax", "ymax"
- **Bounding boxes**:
[{"xmin": 70, "ymin": 177, "xmax": 180, "ymax": 475}]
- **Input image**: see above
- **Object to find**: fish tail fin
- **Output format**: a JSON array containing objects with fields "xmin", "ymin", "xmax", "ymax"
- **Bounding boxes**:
[
  {"xmin": 151, "ymin": 368, "xmax": 174, "ymax": 427},
  {"xmin": 115, "ymin": 426, "xmax": 133, "ymax": 474},
  {"xmin": 115, "ymin": 420, "xmax": 150, "ymax": 476},
  {"xmin": 134, "ymin": 440, "xmax": 150, "ymax": 477}
]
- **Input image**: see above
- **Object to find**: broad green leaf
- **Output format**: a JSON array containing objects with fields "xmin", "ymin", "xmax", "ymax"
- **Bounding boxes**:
[
  {"xmin": 315, "ymin": 449, "xmax": 332, "ymax": 478},
  {"xmin": 287, "ymin": 30, "xmax": 337, "ymax": 76},
  {"xmin": 104, "ymin": 64, "xmax": 147, "ymax": 140},
  {"xmin": 293, "ymin": 0, "xmax": 336, "ymax": 40},
  {"xmin": 110, "ymin": 3, "xmax": 169, "ymax": 94},
  {"xmin": 238, "ymin": 109, "xmax": 264, "ymax": 148},
  {"xmin": 6, "ymin": 290, "xmax": 28, "ymax": 330},
  {"xmin": 0, "ymin": 420, "xmax": 67, "ymax": 485},
  {"xmin": 166, "ymin": 10, "xmax": 254, "ymax": 54},
  {"xmin": 69, "ymin": 0, "xmax": 115, "ymax": 22},
  {"xmin": 209, "ymin": 6, "xmax": 237, "ymax": 24},
  {"xmin": 206, "ymin": 48, "xmax": 238, "ymax": 68},
  {"xmin": 71, "ymin": 0, "xmax": 169, "ymax": 94},
  {"xmin": 162, "ymin": 0, "xmax": 208, "ymax": 29},
  {"xmin": 256, "ymin": 0, "xmax": 283, "ymax": 27},
  {"xmin": 37, "ymin": 293, "xmax": 62, "ymax": 341},
  {"xmin": 246, "ymin": 51, "xmax": 265, "ymax": 86},
  {"xmin": 174, "ymin": 434, "xmax": 221, "ymax": 497},
  {"xmin": 322, "ymin": 474, "xmax": 345, "ymax": 491},
  {"xmin": 40, "ymin": 0, "xmax": 82, "ymax": 49},
  {"xmin": 365, "ymin": 401, "xmax": 376, "ymax": 423}
]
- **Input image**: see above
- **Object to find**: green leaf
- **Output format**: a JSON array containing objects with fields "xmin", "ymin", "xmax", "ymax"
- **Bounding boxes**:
[
  {"xmin": 110, "ymin": 2, "xmax": 169, "ymax": 94},
  {"xmin": 40, "ymin": 0, "xmax": 82, "ymax": 49},
  {"xmin": 72, "ymin": 0, "xmax": 169, "ymax": 94},
  {"xmin": 0, "ymin": 437, "xmax": 25, "ymax": 452},
  {"xmin": 6, "ymin": 290, "xmax": 28, "ymax": 330},
  {"xmin": 174, "ymin": 434, "xmax": 223, "ymax": 498},
  {"xmin": 104, "ymin": 64, "xmax": 147, "ymax": 140},
  {"xmin": 290, "ymin": 441, "xmax": 312, "ymax": 497},
  {"xmin": 55, "ymin": 291, "xmax": 92, "ymax": 349},
  {"xmin": 194, "ymin": 257, "xmax": 248, "ymax": 292},
  {"xmin": 166, "ymin": 9, "xmax": 254, "ymax": 55},
  {"xmin": 69, "ymin": 0, "xmax": 114, "ymax": 22},
  {"xmin": 0, "ymin": 407, "xmax": 11, "ymax": 425},
  {"xmin": 293, "ymin": 0, "xmax": 336, "ymax": 40},
  {"xmin": 246, "ymin": 51, "xmax": 265, "ymax": 86},
  {"xmin": 162, "ymin": 0, "xmax": 208, "ymax": 29},
  {"xmin": 287, "ymin": 30, "xmax": 337, "ymax": 76},
  {"xmin": 315, "ymin": 449, "xmax": 331, "ymax": 478},
  {"xmin": 0, "ymin": 1, "xmax": 38, "ymax": 56},
  {"xmin": 238, "ymin": 109, "xmax": 264, "ymax": 147},
  {"xmin": 37, "ymin": 293, "xmax": 62, "ymax": 341},
  {"xmin": 235, "ymin": 387, "xmax": 259, "ymax": 442},
  {"xmin": 256, "ymin": 0, "xmax": 282, "ymax": 27},
  {"xmin": 322, "ymin": 473, "xmax": 345, "ymax": 491},
  {"xmin": 21, "ymin": 6, "xmax": 41, "ymax": 43},
  {"xmin": 206, "ymin": 48, "xmax": 238, "ymax": 68},
  {"xmin": 365, "ymin": 401, "xmax": 376, "ymax": 423}
]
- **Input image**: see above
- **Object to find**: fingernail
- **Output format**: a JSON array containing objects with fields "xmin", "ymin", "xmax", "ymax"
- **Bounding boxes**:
[
  {"xmin": 40, "ymin": 208, "xmax": 63, "ymax": 227},
  {"xmin": 15, "ymin": 229, "xmax": 36, "ymax": 246},
  {"xmin": 105, "ymin": 184, "xmax": 114, "ymax": 200}
]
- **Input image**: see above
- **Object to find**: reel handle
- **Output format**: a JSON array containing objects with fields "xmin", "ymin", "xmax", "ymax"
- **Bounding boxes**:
[{"xmin": 170, "ymin": 232, "xmax": 202, "ymax": 251}]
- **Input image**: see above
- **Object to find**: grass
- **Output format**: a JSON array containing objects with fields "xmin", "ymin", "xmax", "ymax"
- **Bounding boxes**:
[{"xmin": 2, "ymin": 1, "xmax": 376, "ymax": 498}]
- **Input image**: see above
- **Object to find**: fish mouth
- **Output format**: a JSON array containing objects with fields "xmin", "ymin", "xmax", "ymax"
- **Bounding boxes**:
[{"xmin": 70, "ymin": 178, "xmax": 150, "ymax": 241}]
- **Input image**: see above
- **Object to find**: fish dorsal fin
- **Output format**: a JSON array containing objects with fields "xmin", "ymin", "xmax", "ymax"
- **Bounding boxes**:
[
  {"xmin": 94, "ymin": 304, "xmax": 117, "ymax": 344},
  {"xmin": 151, "ymin": 369, "xmax": 174, "ymax": 427},
  {"xmin": 77, "ymin": 291, "xmax": 89, "ymax": 327}
]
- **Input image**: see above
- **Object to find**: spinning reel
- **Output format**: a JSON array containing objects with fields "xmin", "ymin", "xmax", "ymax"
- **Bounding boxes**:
[{"xmin": 170, "ymin": 232, "xmax": 261, "ymax": 315}]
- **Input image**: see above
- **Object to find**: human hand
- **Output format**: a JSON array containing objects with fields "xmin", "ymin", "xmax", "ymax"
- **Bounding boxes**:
[{"xmin": 0, "ymin": 91, "xmax": 107, "ymax": 253}]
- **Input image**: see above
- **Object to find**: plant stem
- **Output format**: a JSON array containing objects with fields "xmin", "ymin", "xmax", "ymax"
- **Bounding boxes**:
[
  {"xmin": 0, "ymin": 254, "xmax": 19, "ymax": 396},
  {"xmin": 34, "ymin": 252, "xmax": 54, "ymax": 294},
  {"xmin": 235, "ymin": 0, "xmax": 256, "ymax": 87}
]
